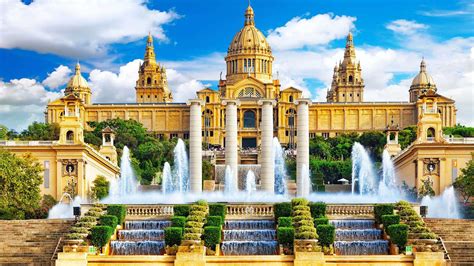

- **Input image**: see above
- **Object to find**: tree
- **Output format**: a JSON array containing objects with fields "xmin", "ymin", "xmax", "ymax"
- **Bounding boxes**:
[
  {"xmin": 398, "ymin": 126, "xmax": 417, "ymax": 149},
  {"xmin": 91, "ymin": 175, "xmax": 110, "ymax": 200},
  {"xmin": 20, "ymin": 122, "xmax": 60, "ymax": 140},
  {"xmin": 358, "ymin": 131, "xmax": 385, "ymax": 162},
  {"xmin": 443, "ymin": 124, "xmax": 474, "ymax": 138},
  {"xmin": 0, "ymin": 149, "xmax": 43, "ymax": 219},
  {"xmin": 202, "ymin": 160, "xmax": 214, "ymax": 181},
  {"xmin": 309, "ymin": 136, "xmax": 332, "ymax": 160},
  {"xmin": 453, "ymin": 158, "xmax": 474, "ymax": 203},
  {"xmin": 0, "ymin": 125, "xmax": 8, "ymax": 140}
]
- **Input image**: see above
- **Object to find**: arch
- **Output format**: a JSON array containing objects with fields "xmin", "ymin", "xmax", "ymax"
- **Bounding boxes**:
[
  {"xmin": 243, "ymin": 110, "xmax": 256, "ymax": 128},
  {"xmin": 427, "ymin": 127, "xmax": 435, "ymax": 138},
  {"xmin": 289, "ymin": 95, "xmax": 294, "ymax": 102},
  {"xmin": 206, "ymin": 96, "xmax": 210, "ymax": 103},
  {"xmin": 349, "ymin": 75, "xmax": 353, "ymax": 83},
  {"xmin": 66, "ymin": 130, "xmax": 74, "ymax": 142},
  {"xmin": 237, "ymin": 87, "xmax": 262, "ymax": 98},
  {"xmin": 147, "ymin": 77, "xmax": 152, "ymax": 85}
]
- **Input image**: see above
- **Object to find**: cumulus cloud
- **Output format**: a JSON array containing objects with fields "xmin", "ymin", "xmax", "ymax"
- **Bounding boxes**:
[
  {"xmin": 42, "ymin": 65, "xmax": 72, "ymax": 89},
  {"xmin": 0, "ymin": 0, "xmax": 180, "ymax": 58},
  {"xmin": 267, "ymin": 14, "xmax": 356, "ymax": 50},
  {"xmin": 386, "ymin": 19, "xmax": 428, "ymax": 35}
]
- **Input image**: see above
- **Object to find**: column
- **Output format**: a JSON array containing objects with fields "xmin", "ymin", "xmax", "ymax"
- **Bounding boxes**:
[
  {"xmin": 187, "ymin": 99, "xmax": 204, "ymax": 193},
  {"xmin": 296, "ymin": 99, "xmax": 311, "ymax": 197},
  {"xmin": 259, "ymin": 100, "xmax": 276, "ymax": 192},
  {"xmin": 223, "ymin": 100, "xmax": 240, "ymax": 191}
]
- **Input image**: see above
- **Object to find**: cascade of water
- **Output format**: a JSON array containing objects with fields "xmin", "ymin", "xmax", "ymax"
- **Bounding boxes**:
[
  {"xmin": 273, "ymin": 137, "xmax": 288, "ymax": 195},
  {"xmin": 173, "ymin": 139, "xmax": 189, "ymax": 193},
  {"xmin": 300, "ymin": 164, "xmax": 311, "ymax": 197},
  {"xmin": 378, "ymin": 149, "xmax": 400, "ymax": 197},
  {"xmin": 334, "ymin": 240, "xmax": 389, "ymax": 255},
  {"xmin": 224, "ymin": 165, "xmax": 237, "ymax": 193},
  {"xmin": 222, "ymin": 220, "xmax": 278, "ymax": 255},
  {"xmin": 47, "ymin": 194, "xmax": 82, "ymax": 219},
  {"xmin": 245, "ymin": 170, "xmax": 256, "ymax": 194},
  {"xmin": 225, "ymin": 220, "xmax": 275, "ymax": 230},
  {"xmin": 109, "ymin": 146, "xmax": 138, "ymax": 197},
  {"xmin": 335, "ymin": 229, "xmax": 382, "ymax": 241},
  {"xmin": 421, "ymin": 186, "xmax": 461, "ymax": 219},
  {"xmin": 332, "ymin": 219, "xmax": 388, "ymax": 255},
  {"xmin": 111, "ymin": 241, "xmax": 165, "ymax": 255},
  {"xmin": 351, "ymin": 142, "xmax": 377, "ymax": 195},
  {"xmin": 125, "ymin": 221, "xmax": 171, "ymax": 230},
  {"xmin": 162, "ymin": 162, "xmax": 172, "ymax": 194},
  {"xmin": 118, "ymin": 230, "xmax": 165, "ymax": 241}
]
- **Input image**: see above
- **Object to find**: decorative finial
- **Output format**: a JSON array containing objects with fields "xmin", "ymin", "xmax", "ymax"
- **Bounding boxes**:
[
  {"xmin": 75, "ymin": 61, "xmax": 81, "ymax": 74},
  {"xmin": 420, "ymin": 57, "xmax": 426, "ymax": 72}
]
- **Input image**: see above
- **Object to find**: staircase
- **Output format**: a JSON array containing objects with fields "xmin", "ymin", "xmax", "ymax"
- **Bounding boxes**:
[
  {"xmin": 0, "ymin": 219, "xmax": 74, "ymax": 265},
  {"xmin": 424, "ymin": 218, "xmax": 474, "ymax": 266},
  {"xmin": 332, "ymin": 219, "xmax": 389, "ymax": 255},
  {"xmin": 221, "ymin": 220, "xmax": 278, "ymax": 255}
]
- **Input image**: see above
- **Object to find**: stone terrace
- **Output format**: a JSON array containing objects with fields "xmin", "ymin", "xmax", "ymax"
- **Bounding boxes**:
[
  {"xmin": 424, "ymin": 218, "xmax": 474, "ymax": 266},
  {"xmin": 0, "ymin": 219, "xmax": 74, "ymax": 265}
]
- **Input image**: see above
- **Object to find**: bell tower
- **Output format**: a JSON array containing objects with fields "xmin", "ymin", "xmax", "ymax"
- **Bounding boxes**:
[
  {"xmin": 99, "ymin": 126, "xmax": 118, "ymax": 165},
  {"xmin": 135, "ymin": 33, "xmax": 173, "ymax": 103},
  {"xmin": 58, "ymin": 95, "xmax": 84, "ymax": 145}
]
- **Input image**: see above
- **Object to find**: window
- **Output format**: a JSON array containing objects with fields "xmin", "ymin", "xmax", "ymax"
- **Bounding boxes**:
[
  {"xmin": 289, "ymin": 95, "xmax": 293, "ymax": 102},
  {"xmin": 206, "ymin": 96, "xmax": 210, "ymax": 103},
  {"xmin": 238, "ymin": 87, "xmax": 262, "ymax": 98},
  {"xmin": 66, "ymin": 130, "xmax": 74, "ymax": 143},
  {"xmin": 170, "ymin": 133, "xmax": 178, "ymax": 139},
  {"xmin": 349, "ymin": 75, "xmax": 353, "ymax": 83},
  {"xmin": 183, "ymin": 133, "xmax": 189, "ymax": 139},
  {"xmin": 147, "ymin": 77, "xmax": 151, "ymax": 85},
  {"xmin": 427, "ymin": 127, "xmax": 435, "ymax": 138},
  {"xmin": 244, "ymin": 59, "xmax": 248, "ymax": 73},
  {"xmin": 350, "ymin": 94, "xmax": 352, "ymax": 97},
  {"xmin": 243, "ymin": 110, "xmax": 256, "ymax": 128},
  {"xmin": 309, "ymin": 133, "xmax": 316, "ymax": 138},
  {"xmin": 43, "ymin": 161, "xmax": 50, "ymax": 188},
  {"xmin": 322, "ymin": 132, "xmax": 330, "ymax": 139}
]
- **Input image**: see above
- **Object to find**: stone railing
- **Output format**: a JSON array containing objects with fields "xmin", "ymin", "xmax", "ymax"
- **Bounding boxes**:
[
  {"xmin": 126, "ymin": 205, "xmax": 174, "ymax": 219},
  {"xmin": 326, "ymin": 204, "xmax": 374, "ymax": 219},
  {"xmin": 445, "ymin": 137, "xmax": 474, "ymax": 144},
  {"xmin": 226, "ymin": 204, "xmax": 274, "ymax": 219},
  {"xmin": 0, "ymin": 140, "xmax": 57, "ymax": 146}
]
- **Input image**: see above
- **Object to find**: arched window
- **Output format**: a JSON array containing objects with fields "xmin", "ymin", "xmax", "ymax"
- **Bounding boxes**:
[
  {"xmin": 427, "ymin": 127, "xmax": 435, "ymax": 138},
  {"xmin": 238, "ymin": 87, "xmax": 262, "ymax": 98},
  {"xmin": 286, "ymin": 109, "xmax": 297, "ymax": 126},
  {"xmin": 147, "ymin": 77, "xmax": 152, "ymax": 85},
  {"xmin": 66, "ymin": 130, "xmax": 74, "ymax": 143},
  {"xmin": 243, "ymin": 110, "xmax": 256, "ymax": 128},
  {"xmin": 206, "ymin": 96, "xmax": 210, "ymax": 103},
  {"xmin": 289, "ymin": 95, "xmax": 294, "ymax": 102},
  {"xmin": 349, "ymin": 75, "xmax": 353, "ymax": 83}
]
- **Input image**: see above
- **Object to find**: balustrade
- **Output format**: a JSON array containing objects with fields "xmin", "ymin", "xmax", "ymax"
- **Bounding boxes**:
[
  {"xmin": 326, "ymin": 204, "xmax": 374, "ymax": 218},
  {"xmin": 126, "ymin": 205, "xmax": 174, "ymax": 219},
  {"xmin": 226, "ymin": 204, "xmax": 274, "ymax": 219}
]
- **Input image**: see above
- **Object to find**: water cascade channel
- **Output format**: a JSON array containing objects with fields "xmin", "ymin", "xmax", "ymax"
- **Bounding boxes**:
[
  {"xmin": 221, "ymin": 220, "xmax": 278, "ymax": 255},
  {"xmin": 332, "ymin": 219, "xmax": 388, "ymax": 255}
]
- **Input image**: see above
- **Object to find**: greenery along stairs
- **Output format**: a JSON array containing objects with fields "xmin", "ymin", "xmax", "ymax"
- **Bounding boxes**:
[{"xmin": 424, "ymin": 218, "xmax": 474, "ymax": 265}]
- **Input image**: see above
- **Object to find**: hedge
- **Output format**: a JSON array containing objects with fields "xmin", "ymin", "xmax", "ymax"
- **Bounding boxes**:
[
  {"xmin": 173, "ymin": 205, "xmax": 191, "ymax": 217},
  {"xmin": 314, "ymin": 217, "xmax": 329, "ymax": 227},
  {"xmin": 309, "ymin": 202, "xmax": 327, "ymax": 218},
  {"xmin": 291, "ymin": 198, "xmax": 309, "ymax": 207},
  {"xmin": 202, "ymin": 226, "xmax": 221, "ymax": 250},
  {"xmin": 106, "ymin": 204, "xmax": 127, "ymax": 225},
  {"xmin": 387, "ymin": 224, "xmax": 408, "ymax": 248},
  {"xmin": 317, "ymin": 224, "xmax": 335, "ymax": 247},
  {"xmin": 277, "ymin": 227, "xmax": 294, "ymax": 246},
  {"xmin": 278, "ymin": 217, "xmax": 292, "ymax": 228},
  {"xmin": 171, "ymin": 216, "xmax": 187, "ymax": 228},
  {"xmin": 165, "ymin": 227, "xmax": 183, "ymax": 246},
  {"xmin": 274, "ymin": 202, "xmax": 292, "ymax": 221},
  {"xmin": 206, "ymin": 216, "xmax": 223, "ymax": 227},
  {"xmin": 99, "ymin": 215, "xmax": 118, "ymax": 229},
  {"xmin": 209, "ymin": 203, "xmax": 226, "ymax": 220},
  {"xmin": 374, "ymin": 204, "xmax": 394, "ymax": 224},
  {"xmin": 90, "ymin": 226, "xmax": 114, "ymax": 250},
  {"xmin": 381, "ymin": 214, "xmax": 400, "ymax": 229}
]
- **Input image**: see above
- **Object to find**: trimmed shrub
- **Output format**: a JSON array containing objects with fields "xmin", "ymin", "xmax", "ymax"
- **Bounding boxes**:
[
  {"xmin": 202, "ymin": 226, "xmax": 221, "ymax": 249},
  {"xmin": 80, "ymin": 216, "xmax": 97, "ymax": 223},
  {"xmin": 70, "ymin": 227, "xmax": 89, "ymax": 234},
  {"xmin": 374, "ymin": 204, "xmax": 394, "ymax": 224},
  {"xmin": 295, "ymin": 231, "xmax": 318, "ymax": 239},
  {"xmin": 277, "ymin": 227, "xmax": 294, "ymax": 246},
  {"xmin": 274, "ymin": 202, "xmax": 292, "ymax": 221},
  {"xmin": 173, "ymin": 205, "xmax": 191, "ymax": 217},
  {"xmin": 171, "ymin": 216, "xmax": 187, "ymax": 228},
  {"xmin": 381, "ymin": 214, "xmax": 400, "ymax": 229},
  {"xmin": 278, "ymin": 217, "xmax": 292, "ymax": 228},
  {"xmin": 85, "ymin": 210, "xmax": 102, "ymax": 217},
  {"xmin": 183, "ymin": 233, "xmax": 201, "ymax": 240},
  {"xmin": 317, "ymin": 224, "xmax": 335, "ymax": 247},
  {"xmin": 387, "ymin": 224, "xmax": 409, "ymax": 248},
  {"xmin": 407, "ymin": 220, "xmax": 425, "ymax": 228},
  {"xmin": 196, "ymin": 199, "xmax": 208, "ymax": 206},
  {"xmin": 309, "ymin": 202, "xmax": 327, "ymax": 218},
  {"xmin": 165, "ymin": 227, "xmax": 183, "ymax": 246},
  {"xmin": 190, "ymin": 205, "xmax": 207, "ymax": 213},
  {"xmin": 314, "ymin": 217, "xmax": 329, "ymax": 227},
  {"xmin": 293, "ymin": 205, "xmax": 311, "ymax": 212},
  {"xmin": 75, "ymin": 221, "xmax": 95, "ymax": 228},
  {"xmin": 295, "ymin": 220, "xmax": 314, "ymax": 227},
  {"xmin": 209, "ymin": 203, "xmax": 226, "ymax": 220},
  {"xmin": 185, "ymin": 221, "xmax": 204, "ymax": 228},
  {"xmin": 398, "ymin": 208, "xmax": 417, "ymax": 217},
  {"xmin": 66, "ymin": 233, "xmax": 84, "ymax": 240},
  {"xmin": 419, "ymin": 232, "xmax": 437, "ymax": 239},
  {"xmin": 90, "ymin": 226, "xmax": 114, "ymax": 250},
  {"xmin": 187, "ymin": 215, "xmax": 206, "ymax": 223},
  {"xmin": 184, "ymin": 227, "xmax": 204, "ymax": 234},
  {"xmin": 99, "ymin": 215, "xmax": 118, "ymax": 229},
  {"xmin": 291, "ymin": 198, "xmax": 309, "ymax": 207},
  {"xmin": 107, "ymin": 204, "xmax": 126, "ymax": 225},
  {"xmin": 206, "ymin": 216, "xmax": 222, "ymax": 227},
  {"xmin": 295, "ymin": 226, "xmax": 317, "ymax": 234}
]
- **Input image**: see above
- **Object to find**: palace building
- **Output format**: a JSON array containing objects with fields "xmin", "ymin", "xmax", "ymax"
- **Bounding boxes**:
[{"xmin": 45, "ymin": 5, "xmax": 456, "ymax": 150}]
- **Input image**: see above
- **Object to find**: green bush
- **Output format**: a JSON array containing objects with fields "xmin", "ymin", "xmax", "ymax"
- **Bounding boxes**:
[
  {"xmin": 209, "ymin": 203, "xmax": 226, "ymax": 220},
  {"xmin": 314, "ymin": 217, "xmax": 329, "ymax": 227},
  {"xmin": 206, "ymin": 216, "xmax": 222, "ymax": 227},
  {"xmin": 85, "ymin": 210, "xmax": 102, "ymax": 217},
  {"xmin": 317, "ymin": 224, "xmax": 335, "ymax": 247},
  {"xmin": 190, "ymin": 205, "xmax": 207, "ymax": 213},
  {"xmin": 419, "ymin": 232, "xmax": 437, "ymax": 239},
  {"xmin": 0, "ymin": 207, "xmax": 25, "ymax": 220},
  {"xmin": 90, "ymin": 226, "xmax": 114, "ymax": 250},
  {"xmin": 374, "ymin": 204, "xmax": 394, "ymax": 224},
  {"xmin": 196, "ymin": 199, "xmax": 208, "ymax": 206},
  {"xmin": 171, "ymin": 216, "xmax": 187, "ymax": 228},
  {"xmin": 277, "ymin": 227, "xmax": 294, "ymax": 246},
  {"xmin": 107, "ymin": 204, "xmax": 126, "ymax": 225},
  {"xmin": 99, "ymin": 215, "xmax": 118, "ymax": 229},
  {"xmin": 66, "ymin": 233, "xmax": 84, "ymax": 240},
  {"xmin": 187, "ymin": 215, "xmax": 206, "ymax": 223},
  {"xmin": 173, "ymin": 205, "xmax": 191, "ymax": 217},
  {"xmin": 75, "ymin": 221, "xmax": 95, "ymax": 228},
  {"xmin": 183, "ymin": 233, "xmax": 201, "ymax": 240},
  {"xmin": 309, "ymin": 202, "xmax": 326, "ymax": 218},
  {"xmin": 381, "ymin": 215, "xmax": 400, "ymax": 229},
  {"xmin": 398, "ymin": 208, "xmax": 417, "ymax": 217},
  {"xmin": 202, "ymin": 226, "xmax": 221, "ymax": 249},
  {"xmin": 295, "ymin": 231, "xmax": 318, "ymax": 239},
  {"xmin": 291, "ymin": 198, "xmax": 309, "ymax": 207},
  {"xmin": 274, "ymin": 202, "xmax": 292, "ymax": 221},
  {"xmin": 79, "ymin": 216, "xmax": 97, "ymax": 223},
  {"xmin": 165, "ymin": 227, "xmax": 183, "ymax": 246},
  {"xmin": 293, "ymin": 215, "xmax": 313, "ymax": 223},
  {"xmin": 184, "ymin": 227, "xmax": 203, "ymax": 234},
  {"xmin": 387, "ymin": 224, "xmax": 409, "ymax": 248},
  {"xmin": 295, "ymin": 219, "xmax": 314, "ymax": 227},
  {"xmin": 185, "ymin": 221, "xmax": 204, "ymax": 228},
  {"xmin": 407, "ymin": 220, "xmax": 425, "ymax": 228},
  {"xmin": 293, "ymin": 205, "xmax": 311, "ymax": 212},
  {"xmin": 70, "ymin": 227, "xmax": 89, "ymax": 234},
  {"xmin": 278, "ymin": 217, "xmax": 292, "ymax": 227}
]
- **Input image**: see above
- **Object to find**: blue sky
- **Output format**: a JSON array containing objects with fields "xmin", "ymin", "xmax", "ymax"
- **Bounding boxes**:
[{"xmin": 0, "ymin": 0, "xmax": 473, "ymax": 130}]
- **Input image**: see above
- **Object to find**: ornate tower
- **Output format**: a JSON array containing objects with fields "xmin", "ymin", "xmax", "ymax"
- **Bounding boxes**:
[
  {"xmin": 64, "ymin": 63, "xmax": 91, "ymax": 105},
  {"xmin": 58, "ymin": 95, "xmax": 84, "ymax": 145},
  {"xmin": 409, "ymin": 59, "xmax": 437, "ymax": 102},
  {"xmin": 135, "ymin": 33, "xmax": 172, "ymax": 103},
  {"xmin": 99, "ymin": 126, "xmax": 118, "ymax": 165},
  {"xmin": 327, "ymin": 33, "xmax": 364, "ymax": 103}
]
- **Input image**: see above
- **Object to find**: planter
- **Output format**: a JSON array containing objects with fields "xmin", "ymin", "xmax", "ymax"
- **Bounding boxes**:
[
  {"xmin": 203, "ymin": 180, "xmax": 216, "ymax": 192},
  {"xmin": 77, "ymin": 246, "xmax": 89, "ymax": 253},
  {"xmin": 414, "ymin": 239, "xmax": 438, "ymax": 245},
  {"xmin": 294, "ymin": 239, "xmax": 319, "ymax": 252},
  {"xmin": 390, "ymin": 243, "xmax": 399, "ymax": 255},
  {"xmin": 181, "ymin": 240, "xmax": 202, "ymax": 246}
]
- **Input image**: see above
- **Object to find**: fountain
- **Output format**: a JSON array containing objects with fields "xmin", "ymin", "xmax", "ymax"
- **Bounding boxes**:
[
  {"xmin": 48, "ymin": 193, "xmax": 82, "ymax": 219},
  {"xmin": 110, "ymin": 146, "xmax": 137, "ymax": 197},
  {"xmin": 173, "ymin": 139, "xmax": 189, "ymax": 193},
  {"xmin": 351, "ymin": 142, "xmax": 377, "ymax": 195},
  {"xmin": 378, "ymin": 150, "xmax": 401, "ymax": 198},
  {"xmin": 224, "ymin": 165, "xmax": 237, "ymax": 193},
  {"xmin": 273, "ymin": 137, "xmax": 288, "ymax": 195},
  {"xmin": 331, "ymin": 219, "xmax": 388, "ymax": 255},
  {"xmin": 161, "ymin": 162, "xmax": 172, "ymax": 194},
  {"xmin": 245, "ymin": 170, "xmax": 256, "ymax": 195},
  {"xmin": 221, "ymin": 220, "xmax": 278, "ymax": 255},
  {"xmin": 421, "ymin": 186, "xmax": 461, "ymax": 219}
]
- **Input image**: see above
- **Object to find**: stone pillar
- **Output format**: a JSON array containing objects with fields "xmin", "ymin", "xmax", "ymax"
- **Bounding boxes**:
[
  {"xmin": 296, "ymin": 99, "xmax": 311, "ymax": 197},
  {"xmin": 223, "ymin": 99, "xmax": 240, "ymax": 191},
  {"xmin": 56, "ymin": 252, "xmax": 87, "ymax": 266},
  {"xmin": 187, "ymin": 99, "xmax": 204, "ymax": 193},
  {"xmin": 414, "ymin": 252, "xmax": 446, "ymax": 266},
  {"xmin": 259, "ymin": 99, "xmax": 276, "ymax": 192}
]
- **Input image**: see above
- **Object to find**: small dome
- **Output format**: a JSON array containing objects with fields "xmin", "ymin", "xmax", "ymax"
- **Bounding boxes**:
[
  {"xmin": 411, "ymin": 59, "xmax": 436, "ymax": 87},
  {"xmin": 66, "ymin": 63, "xmax": 89, "ymax": 89}
]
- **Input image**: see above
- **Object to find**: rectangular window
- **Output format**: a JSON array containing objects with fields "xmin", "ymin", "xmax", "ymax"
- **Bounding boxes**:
[
  {"xmin": 322, "ymin": 132, "xmax": 330, "ymax": 139},
  {"xmin": 43, "ymin": 161, "xmax": 50, "ymax": 188},
  {"xmin": 183, "ymin": 133, "xmax": 189, "ymax": 139}
]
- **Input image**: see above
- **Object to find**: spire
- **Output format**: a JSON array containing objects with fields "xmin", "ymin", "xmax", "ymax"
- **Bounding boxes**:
[
  {"xmin": 244, "ymin": 3, "xmax": 255, "ymax": 26},
  {"xmin": 143, "ymin": 33, "xmax": 157, "ymax": 65},
  {"xmin": 343, "ymin": 32, "xmax": 356, "ymax": 65},
  {"xmin": 75, "ymin": 62, "xmax": 81, "ymax": 75},
  {"xmin": 420, "ymin": 57, "xmax": 426, "ymax": 72}
]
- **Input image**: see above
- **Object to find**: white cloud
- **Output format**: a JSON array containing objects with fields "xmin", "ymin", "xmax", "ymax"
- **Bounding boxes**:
[
  {"xmin": 267, "ymin": 14, "xmax": 356, "ymax": 50},
  {"xmin": 386, "ymin": 19, "xmax": 428, "ymax": 35},
  {"xmin": 0, "ymin": 0, "xmax": 180, "ymax": 58},
  {"xmin": 42, "ymin": 65, "xmax": 72, "ymax": 89},
  {"xmin": 166, "ymin": 69, "xmax": 206, "ymax": 102}
]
